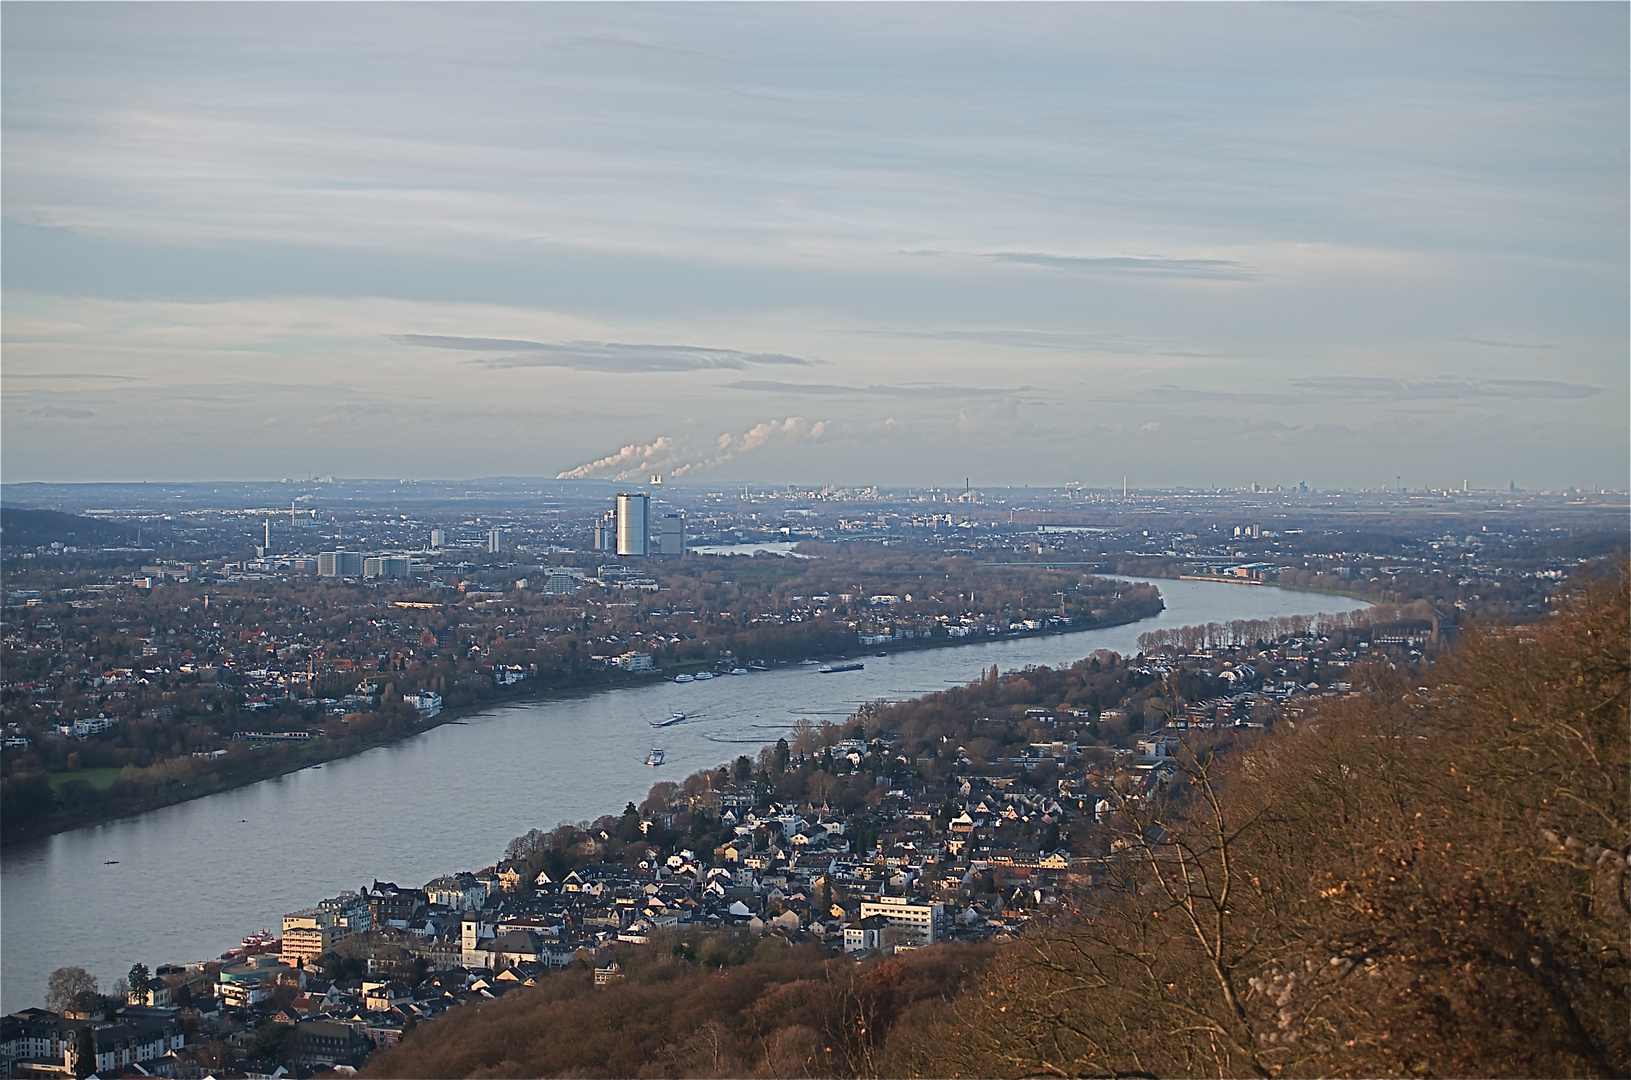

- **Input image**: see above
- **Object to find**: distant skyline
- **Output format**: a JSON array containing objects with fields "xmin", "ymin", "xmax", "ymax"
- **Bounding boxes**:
[{"xmin": 3, "ymin": 3, "xmax": 1626, "ymax": 489}]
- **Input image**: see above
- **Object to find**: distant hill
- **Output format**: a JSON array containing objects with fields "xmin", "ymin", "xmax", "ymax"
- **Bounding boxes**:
[{"xmin": 0, "ymin": 507, "xmax": 139, "ymax": 549}]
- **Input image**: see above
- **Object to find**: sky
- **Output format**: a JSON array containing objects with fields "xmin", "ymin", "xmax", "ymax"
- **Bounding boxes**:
[{"xmin": 2, "ymin": 3, "xmax": 1626, "ymax": 489}]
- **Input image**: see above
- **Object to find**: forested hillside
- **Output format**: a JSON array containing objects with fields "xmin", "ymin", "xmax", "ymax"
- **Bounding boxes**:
[
  {"xmin": 365, "ymin": 569, "xmax": 1628, "ymax": 1079},
  {"xmin": 0, "ymin": 507, "xmax": 139, "ymax": 550},
  {"xmin": 362, "ymin": 940, "xmax": 995, "ymax": 1079}
]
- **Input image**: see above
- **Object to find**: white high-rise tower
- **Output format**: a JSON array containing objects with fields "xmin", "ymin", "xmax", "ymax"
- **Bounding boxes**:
[{"xmin": 615, "ymin": 493, "xmax": 649, "ymax": 556}]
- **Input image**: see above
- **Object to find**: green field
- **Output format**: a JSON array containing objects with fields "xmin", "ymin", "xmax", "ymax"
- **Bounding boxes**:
[{"xmin": 48, "ymin": 767, "xmax": 124, "ymax": 791}]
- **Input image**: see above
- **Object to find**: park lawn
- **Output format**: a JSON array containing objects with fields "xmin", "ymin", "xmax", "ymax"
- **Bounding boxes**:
[{"xmin": 48, "ymin": 767, "xmax": 124, "ymax": 791}]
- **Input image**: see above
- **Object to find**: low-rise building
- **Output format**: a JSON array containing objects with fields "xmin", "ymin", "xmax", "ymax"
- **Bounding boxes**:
[
  {"xmin": 858, "ymin": 895, "xmax": 946, "ymax": 947},
  {"xmin": 282, "ymin": 908, "xmax": 342, "ymax": 966}
]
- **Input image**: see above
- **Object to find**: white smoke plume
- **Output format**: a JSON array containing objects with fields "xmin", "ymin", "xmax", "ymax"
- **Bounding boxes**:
[
  {"xmin": 671, "ymin": 417, "xmax": 826, "ymax": 477},
  {"xmin": 559, "ymin": 418, "xmax": 827, "ymax": 481},
  {"xmin": 556, "ymin": 436, "xmax": 678, "ymax": 480}
]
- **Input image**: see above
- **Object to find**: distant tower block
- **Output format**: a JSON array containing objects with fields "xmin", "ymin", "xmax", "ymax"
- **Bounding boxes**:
[
  {"xmin": 488, "ymin": 527, "xmax": 506, "ymax": 555},
  {"xmin": 660, "ymin": 513, "xmax": 686, "ymax": 556},
  {"xmin": 616, "ymin": 493, "xmax": 650, "ymax": 556},
  {"xmin": 430, "ymin": 529, "xmax": 445, "ymax": 549}
]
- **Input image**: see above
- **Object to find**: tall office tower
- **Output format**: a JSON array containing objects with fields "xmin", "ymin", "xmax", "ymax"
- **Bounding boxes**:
[
  {"xmin": 430, "ymin": 529, "xmax": 445, "ymax": 549},
  {"xmin": 660, "ymin": 513, "xmax": 686, "ymax": 556},
  {"xmin": 615, "ymin": 493, "xmax": 649, "ymax": 556},
  {"xmin": 264, "ymin": 520, "xmax": 272, "ymax": 551},
  {"xmin": 488, "ymin": 527, "xmax": 505, "ymax": 555}
]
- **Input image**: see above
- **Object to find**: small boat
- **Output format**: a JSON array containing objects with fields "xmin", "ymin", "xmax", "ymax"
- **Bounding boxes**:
[
  {"xmin": 242, "ymin": 928, "xmax": 276, "ymax": 949},
  {"xmin": 799, "ymin": 659, "xmax": 819, "ymax": 666},
  {"xmin": 748, "ymin": 660, "xmax": 768, "ymax": 671},
  {"xmin": 875, "ymin": 652, "xmax": 888, "ymax": 658},
  {"xmin": 650, "ymin": 712, "xmax": 686, "ymax": 727},
  {"xmin": 646, "ymin": 748, "xmax": 665, "ymax": 767},
  {"xmin": 819, "ymin": 662, "xmax": 865, "ymax": 674},
  {"xmin": 673, "ymin": 674, "xmax": 695, "ymax": 684},
  {"xmin": 729, "ymin": 667, "xmax": 749, "ymax": 676},
  {"xmin": 695, "ymin": 672, "xmax": 715, "ymax": 680},
  {"xmin": 103, "ymin": 860, "xmax": 119, "ymax": 865}
]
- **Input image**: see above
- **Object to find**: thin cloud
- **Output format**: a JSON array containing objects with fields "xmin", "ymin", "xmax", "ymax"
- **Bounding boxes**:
[
  {"xmin": 1292, "ymin": 376, "xmax": 1602, "ymax": 401},
  {"xmin": 391, "ymin": 335, "xmax": 818, "ymax": 372},
  {"xmin": 6, "ymin": 372, "xmax": 141, "ymax": 382},
  {"xmin": 1458, "ymin": 336, "xmax": 1559, "ymax": 351},
  {"xmin": 897, "ymin": 249, "xmax": 1257, "ymax": 281},
  {"xmin": 858, "ymin": 327, "xmax": 1222, "ymax": 357},
  {"xmin": 723, "ymin": 380, "xmax": 1024, "ymax": 398},
  {"xmin": 1128, "ymin": 377, "xmax": 1604, "ymax": 405},
  {"xmin": 985, "ymin": 252, "xmax": 1256, "ymax": 280}
]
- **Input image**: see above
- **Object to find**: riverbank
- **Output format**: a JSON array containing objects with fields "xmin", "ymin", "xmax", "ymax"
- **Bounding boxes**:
[
  {"xmin": 0, "ymin": 667, "xmax": 674, "ymax": 848},
  {"xmin": 1, "ymin": 604, "xmax": 1164, "ymax": 848}
]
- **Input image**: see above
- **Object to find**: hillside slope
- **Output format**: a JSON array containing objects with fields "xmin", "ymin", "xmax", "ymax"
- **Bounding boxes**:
[{"xmin": 892, "ymin": 569, "xmax": 1628, "ymax": 1079}]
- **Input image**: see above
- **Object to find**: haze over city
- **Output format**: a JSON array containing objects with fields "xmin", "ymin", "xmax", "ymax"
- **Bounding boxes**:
[{"xmin": 3, "ymin": 4, "xmax": 1627, "ymax": 487}]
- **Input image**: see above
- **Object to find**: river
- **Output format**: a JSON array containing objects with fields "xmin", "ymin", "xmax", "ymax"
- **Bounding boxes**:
[{"xmin": 0, "ymin": 578, "xmax": 1367, "ymax": 1012}]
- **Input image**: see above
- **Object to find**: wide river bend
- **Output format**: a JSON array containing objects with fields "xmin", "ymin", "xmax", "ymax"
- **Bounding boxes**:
[{"xmin": 0, "ymin": 578, "xmax": 1367, "ymax": 1012}]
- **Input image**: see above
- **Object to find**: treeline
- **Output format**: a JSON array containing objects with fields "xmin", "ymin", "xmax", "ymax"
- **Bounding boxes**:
[
  {"xmin": 1, "ymin": 702, "xmax": 433, "ymax": 842},
  {"xmin": 1132, "ymin": 601, "xmax": 1430, "ymax": 653}
]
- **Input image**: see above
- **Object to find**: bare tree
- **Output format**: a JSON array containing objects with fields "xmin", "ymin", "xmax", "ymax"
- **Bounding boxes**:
[{"xmin": 46, "ymin": 966, "xmax": 99, "ymax": 1015}]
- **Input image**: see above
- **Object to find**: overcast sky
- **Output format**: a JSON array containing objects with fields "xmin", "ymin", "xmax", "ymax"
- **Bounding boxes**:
[{"xmin": 3, "ymin": 3, "xmax": 1625, "ymax": 488}]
